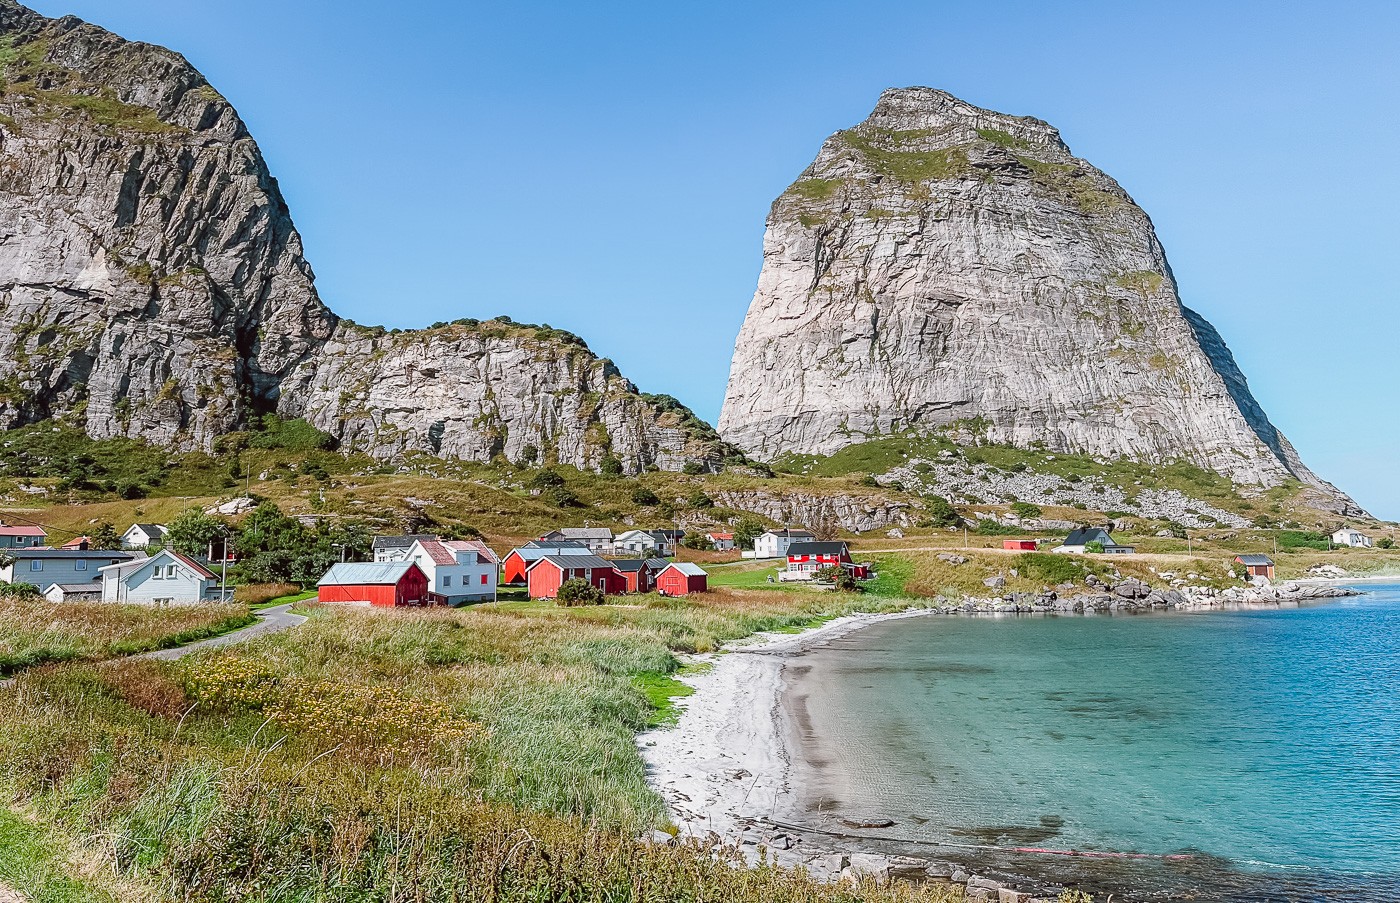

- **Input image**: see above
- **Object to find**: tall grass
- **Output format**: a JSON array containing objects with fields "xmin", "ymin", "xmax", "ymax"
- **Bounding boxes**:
[
  {"xmin": 0, "ymin": 592, "xmax": 970, "ymax": 902},
  {"xmin": 0, "ymin": 599, "xmax": 252, "ymax": 675}
]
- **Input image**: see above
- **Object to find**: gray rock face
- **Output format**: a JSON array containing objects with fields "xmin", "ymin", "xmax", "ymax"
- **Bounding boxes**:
[
  {"xmin": 0, "ymin": 2, "xmax": 719, "ymax": 472},
  {"xmin": 719, "ymin": 87, "xmax": 1357, "ymax": 510},
  {"xmin": 709, "ymin": 488, "xmax": 911, "ymax": 533}
]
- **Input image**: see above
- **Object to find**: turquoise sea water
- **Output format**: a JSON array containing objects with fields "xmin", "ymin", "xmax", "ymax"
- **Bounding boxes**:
[{"xmin": 787, "ymin": 587, "xmax": 1400, "ymax": 900}]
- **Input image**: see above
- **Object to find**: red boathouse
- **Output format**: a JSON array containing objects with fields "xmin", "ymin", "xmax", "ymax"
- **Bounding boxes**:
[
  {"xmin": 655, "ymin": 562, "xmax": 708, "ymax": 596},
  {"xmin": 317, "ymin": 562, "xmax": 432, "ymax": 607}
]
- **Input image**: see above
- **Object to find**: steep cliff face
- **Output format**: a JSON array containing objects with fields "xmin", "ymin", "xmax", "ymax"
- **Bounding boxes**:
[
  {"xmin": 0, "ymin": 1, "xmax": 720, "ymax": 472},
  {"xmin": 720, "ymin": 87, "xmax": 1348, "ymax": 503},
  {"xmin": 279, "ymin": 320, "xmax": 721, "ymax": 472},
  {"xmin": 0, "ymin": 1, "xmax": 334, "ymax": 448}
]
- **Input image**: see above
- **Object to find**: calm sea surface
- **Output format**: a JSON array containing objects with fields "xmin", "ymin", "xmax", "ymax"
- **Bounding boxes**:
[{"xmin": 787, "ymin": 586, "xmax": 1400, "ymax": 901}]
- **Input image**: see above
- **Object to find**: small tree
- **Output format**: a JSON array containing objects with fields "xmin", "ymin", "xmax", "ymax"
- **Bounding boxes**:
[
  {"xmin": 1379, "ymin": 537, "xmax": 1395, "ymax": 550},
  {"xmin": 814, "ymin": 565, "xmax": 859, "ymax": 592},
  {"xmin": 681, "ymin": 533, "xmax": 714, "ymax": 551},
  {"xmin": 555, "ymin": 578, "xmax": 604, "ymax": 607},
  {"xmin": 681, "ymin": 461, "xmax": 704, "ymax": 476},
  {"xmin": 1010, "ymin": 501, "xmax": 1042, "ymax": 520},
  {"xmin": 600, "ymin": 456, "xmax": 624, "ymax": 476},
  {"xmin": 1085, "ymin": 540, "xmax": 1105, "ymax": 554},
  {"xmin": 688, "ymin": 490, "xmax": 714, "ymax": 509},
  {"xmin": 91, "ymin": 521, "xmax": 122, "ymax": 549},
  {"xmin": 528, "ymin": 469, "xmax": 565, "ymax": 489},
  {"xmin": 922, "ymin": 494, "xmax": 962, "ymax": 528},
  {"xmin": 518, "ymin": 444, "xmax": 539, "ymax": 466},
  {"xmin": 631, "ymin": 487, "xmax": 660, "ymax": 506},
  {"xmin": 166, "ymin": 507, "xmax": 227, "ymax": 558},
  {"xmin": 733, "ymin": 516, "xmax": 765, "ymax": 551}
]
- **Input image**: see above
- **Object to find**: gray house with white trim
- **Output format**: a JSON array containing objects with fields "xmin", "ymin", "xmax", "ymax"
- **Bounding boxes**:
[
  {"xmin": 100, "ymin": 549, "xmax": 225, "ymax": 604},
  {"xmin": 0, "ymin": 548, "xmax": 141, "ymax": 589}
]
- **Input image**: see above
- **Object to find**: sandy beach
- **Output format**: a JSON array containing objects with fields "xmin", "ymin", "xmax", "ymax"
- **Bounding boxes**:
[{"xmin": 638, "ymin": 608, "xmax": 936, "ymax": 854}]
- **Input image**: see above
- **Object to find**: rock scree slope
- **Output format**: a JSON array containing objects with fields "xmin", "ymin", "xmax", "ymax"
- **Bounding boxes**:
[
  {"xmin": 719, "ymin": 87, "xmax": 1359, "ymax": 512},
  {"xmin": 0, "ymin": 0, "xmax": 720, "ymax": 472}
]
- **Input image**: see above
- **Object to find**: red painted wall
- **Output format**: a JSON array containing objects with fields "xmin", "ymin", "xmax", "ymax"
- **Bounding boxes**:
[
  {"xmin": 502, "ymin": 552, "xmax": 531, "ymax": 584},
  {"xmin": 656, "ymin": 568, "xmax": 706, "ymax": 596},
  {"xmin": 319, "ymin": 564, "xmax": 431, "ymax": 607},
  {"xmin": 1003, "ymin": 540, "xmax": 1038, "ymax": 551}
]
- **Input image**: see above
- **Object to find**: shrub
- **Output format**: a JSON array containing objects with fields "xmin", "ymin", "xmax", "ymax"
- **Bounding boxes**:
[
  {"xmin": 681, "ymin": 534, "xmax": 714, "ymax": 551},
  {"xmin": 600, "ymin": 456, "xmax": 624, "ymax": 476},
  {"xmin": 1010, "ymin": 501, "xmax": 1042, "ymax": 519},
  {"xmin": 1277, "ymin": 530, "xmax": 1330, "ymax": 551},
  {"xmin": 814, "ymin": 565, "xmax": 859, "ymax": 592},
  {"xmin": 518, "ymin": 444, "xmax": 538, "ymax": 465},
  {"xmin": 528, "ymin": 469, "xmax": 565, "ymax": 489},
  {"xmin": 555, "ymin": 578, "xmax": 604, "ymax": 606},
  {"xmin": 631, "ymin": 487, "xmax": 659, "ymax": 506},
  {"xmin": 922, "ymin": 494, "xmax": 962, "ymax": 528},
  {"xmin": 681, "ymin": 461, "xmax": 704, "ymax": 476},
  {"xmin": 544, "ymin": 486, "xmax": 581, "ymax": 508},
  {"xmin": 976, "ymin": 518, "xmax": 1027, "ymax": 536},
  {"xmin": 1379, "ymin": 538, "xmax": 1395, "ymax": 550},
  {"xmin": 248, "ymin": 415, "xmax": 338, "ymax": 452},
  {"xmin": 1085, "ymin": 540, "xmax": 1105, "ymax": 554},
  {"xmin": 0, "ymin": 581, "xmax": 41, "ymax": 599},
  {"xmin": 859, "ymin": 474, "xmax": 880, "ymax": 487},
  {"xmin": 1163, "ymin": 521, "xmax": 1188, "ymax": 539},
  {"xmin": 688, "ymin": 491, "xmax": 714, "ymax": 509}
]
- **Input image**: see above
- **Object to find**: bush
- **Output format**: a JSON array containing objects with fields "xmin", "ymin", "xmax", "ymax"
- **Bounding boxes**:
[
  {"xmin": 976, "ymin": 518, "xmax": 1026, "ymax": 536},
  {"xmin": 681, "ymin": 461, "xmax": 704, "ymax": 476},
  {"xmin": 681, "ymin": 534, "xmax": 714, "ymax": 551},
  {"xmin": 859, "ymin": 474, "xmax": 880, "ymax": 488},
  {"xmin": 922, "ymin": 494, "xmax": 962, "ymax": 528},
  {"xmin": 600, "ymin": 456, "xmax": 624, "ymax": 476},
  {"xmin": 631, "ymin": 487, "xmax": 659, "ymax": 506},
  {"xmin": 814, "ymin": 565, "xmax": 859, "ymax": 592},
  {"xmin": 1010, "ymin": 501, "xmax": 1042, "ymax": 519},
  {"xmin": 1379, "ymin": 538, "xmax": 1395, "ymax": 550},
  {"xmin": 1085, "ymin": 541, "xmax": 1105, "ymax": 554},
  {"xmin": 554, "ymin": 578, "xmax": 604, "ymax": 606},
  {"xmin": 1163, "ymin": 521, "xmax": 1188, "ymax": 539},
  {"xmin": 1277, "ymin": 530, "xmax": 1330, "ymax": 551},
  {"xmin": 0, "ymin": 581, "xmax": 41, "ymax": 599},
  {"xmin": 248, "ymin": 415, "xmax": 338, "ymax": 452},
  {"xmin": 528, "ymin": 469, "xmax": 565, "ymax": 489},
  {"xmin": 518, "ymin": 444, "xmax": 538, "ymax": 465},
  {"xmin": 544, "ymin": 486, "xmax": 581, "ymax": 508},
  {"xmin": 688, "ymin": 491, "xmax": 714, "ymax": 509}
]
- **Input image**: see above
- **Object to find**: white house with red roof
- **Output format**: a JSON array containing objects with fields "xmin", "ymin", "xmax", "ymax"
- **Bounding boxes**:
[
  {"xmin": 0, "ymin": 523, "xmax": 46, "ymax": 549},
  {"xmin": 407, "ymin": 538, "xmax": 499, "ymax": 605},
  {"xmin": 98, "ymin": 548, "xmax": 226, "ymax": 604},
  {"xmin": 705, "ymin": 531, "xmax": 736, "ymax": 551}
]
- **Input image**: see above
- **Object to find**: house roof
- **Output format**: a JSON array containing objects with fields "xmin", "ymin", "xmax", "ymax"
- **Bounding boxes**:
[
  {"xmin": 526, "ymin": 553, "xmax": 615, "ymax": 572},
  {"xmin": 523, "ymin": 539, "xmax": 588, "ymax": 550},
  {"xmin": 98, "ymin": 549, "xmax": 215, "ymax": 579},
  {"xmin": 706, "ymin": 532, "xmax": 734, "ymax": 540},
  {"xmin": 609, "ymin": 558, "xmax": 664, "ymax": 573},
  {"xmin": 660, "ymin": 562, "xmax": 706, "ymax": 578},
  {"xmin": 762, "ymin": 529, "xmax": 814, "ymax": 539},
  {"xmin": 786, "ymin": 541, "xmax": 850, "ymax": 557},
  {"xmin": 649, "ymin": 529, "xmax": 684, "ymax": 540},
  {"xmin": 46, "ymin": 582, "xmax": 102, "ymax": 594},
  {"xmin": 1235, "ymin": 554, "xmax": 1275, "ymax": 566},
  {"xmin": 0, "ymin": 524, "xmax": 46, "ymax": 537},
  {"xmin": 411, "ymin": 540, "xmax": 459, "ymax": 567},
  {"xmin": 13, "ymin": 549, "xmax": 140, "ymax": 561},
  {"xmin": 509, "ymin": 545, "xmax": 588, "ymax": 562},
  {"xmin": 372, "ymin": 534, "xmax": 438, "ymax": 550},
  {"xmin": 126, "ymin": 523, "xmax": 166, "ymax": 536},
  {"xmin": 1063, "ymin": 528, "xmax": 1114, "ymax": 546},
  {"xmin": 318, "ymin": 561, "xmax": 420, "ymax": 586},
  {"xmin": 1333, "ymin": 528, "xmax": 1367, "ymax": 536},
  {"xmin": 61, "ymin": 536, "xmax": 91, "ymax": 549},
  {"xmin": 542, "ymin": 527, "xmax": 613, "ymax": 541}
]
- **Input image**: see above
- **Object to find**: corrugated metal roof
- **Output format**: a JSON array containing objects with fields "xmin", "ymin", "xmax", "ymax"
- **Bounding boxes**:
[
  {"xmin": 318, "ymin": 562, "xmax": 418, "ymax": 586},
  {"xmin": 1235, "ymin": 554, "xmax": 1274, "ymax": 566},
  {"xmin": 527, "ymin": 554, "xmax": 615, "ymax": 571},
  {"xmin": 661, "ymin": 562, "xmax": 707, "ymax": 577}
]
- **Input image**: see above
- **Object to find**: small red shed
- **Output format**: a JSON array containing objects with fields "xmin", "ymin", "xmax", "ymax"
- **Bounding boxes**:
[
  {"xmin": 527, "ymin": 554, "xmax": 625, "ymax": 600},
  {"xmin": 1235, "ymin": 554, "xmax": 1275, "ymax": 580},
  {"xmin": 1003, "ymin": 539, "xmax": 1038, "ymax": 551},
  {"xmin": 317, "ymin": 562, "xmax": 431, "ymax": 607},
  {"xmin": 655, "ymin": 562, "xmax": 708, "ymax": 596},
  {"xmin": 610, "ymin": 558, "xmax": 666, "ymax": 593}
]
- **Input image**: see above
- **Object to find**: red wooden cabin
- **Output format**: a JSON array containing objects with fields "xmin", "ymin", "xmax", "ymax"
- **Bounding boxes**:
[
  {"xmin": 610, "ymin": 558, "xmax": 667, "ymax": 593},
  {"xmin": 526, "ymin": 554, "xmax": 625, "ymax": 600},
  {"xmin": 1003, "ymin": 539, "xmax": 1038, "ymax": 551},
  {"xmin": 655, "ymin": 562, "xmax": 708, "ymax": 596},
  {"xmin": 317, "ymin": 562, "xmax": 432, "ymax": 607}
]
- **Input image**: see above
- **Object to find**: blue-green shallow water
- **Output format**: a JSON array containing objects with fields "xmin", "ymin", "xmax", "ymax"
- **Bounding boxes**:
[{"xmin": 786, "ymin": 587, "xmax": 1400, "ymax": 901}]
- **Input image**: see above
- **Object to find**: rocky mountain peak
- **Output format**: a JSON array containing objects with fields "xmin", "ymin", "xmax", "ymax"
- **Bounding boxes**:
[{"xmin": 720, "ymin": 87, "xmax": 1361, "ymax": 514}]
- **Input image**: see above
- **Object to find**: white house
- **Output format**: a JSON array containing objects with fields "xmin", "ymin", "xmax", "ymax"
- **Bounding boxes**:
[
  {"xmin": 121, "ymin": 523, "xmax": 168, "ymax": 548},
  {"xmin": 99, "ymin": 549, "xmax": 225, "ymax": 604},
  {"xmin": 407, "ymin": 538, "xmax": 500, "ymax": 605},
  {"xmin": 1332, "ymin": 527, "xmax": 1373, "ymax": 549},
  {"xmin": 752, "ymin": 529, "xmax": 815, "ymax": 559},
  {"xmin": 613, "ymin": 529, "xmax": 680, "ymax": 557},
  {"xmin": 0, "ymin": 548, "xmax": 142, "ymax": 589},
  {"xmin": 372, "ymin": 534, "xmax": 440, "ymax": 563},
  {"xmin": 538, "ymin": 527, "xmax": 614, "ymax": 554},
  {"xmin": 1054, "ymin": 528, "xmax": 1134, "ymax": 555},
  {"xmin": 43, "ymin": 583, "xmax": 102, "ymax": 603},
  {"xmin": 705, "ymin": 532, "xmax": 736, "ymax": 552}
]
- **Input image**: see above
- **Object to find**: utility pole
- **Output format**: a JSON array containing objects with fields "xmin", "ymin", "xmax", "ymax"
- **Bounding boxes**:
[{"xmin": 220, "ymin": 531, "xmax": 230, "ymax": 603}]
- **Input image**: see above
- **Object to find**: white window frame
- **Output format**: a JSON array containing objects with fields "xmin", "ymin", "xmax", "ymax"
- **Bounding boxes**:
[
  {"xmin": 30, "ymin": 559, "xmax": 42, "ymax": 571},
  {"xmin": 75, "ymin": 560, "xmax": 88, "ymax": 571}
]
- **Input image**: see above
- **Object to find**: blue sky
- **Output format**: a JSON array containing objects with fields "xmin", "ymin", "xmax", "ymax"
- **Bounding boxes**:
[{"xmin": 30, "ymin": 1, "xmax": 1400, "ymax": 519}]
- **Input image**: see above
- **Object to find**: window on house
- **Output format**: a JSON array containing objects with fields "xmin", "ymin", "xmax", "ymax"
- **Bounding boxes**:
[
  {"xmin": 76, "ymin": 560, "xmax": 88, "ymax": 571},
  {"xmin": 480, "ymin": 574, "xmax": 488, "ymax": 585},
  {"xmin": 168, "ymin": 565, "xmax": 178, "ymax": 579},
  {"xmin": 30, "ymin": 560, "xmax": 42, "ymax": 571},
  {"xmin": 442, "ymin": 575, "xmax": 452, "ymax": 587}
]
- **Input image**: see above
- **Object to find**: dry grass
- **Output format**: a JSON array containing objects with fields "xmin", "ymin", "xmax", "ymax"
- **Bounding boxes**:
[
  {"xmin": 0, "ymin": 598, "xmax": 251, "ymax": 674},
  {"xmin": 231, "ymin": 582, "xmax": 301, "ymax": 606}
]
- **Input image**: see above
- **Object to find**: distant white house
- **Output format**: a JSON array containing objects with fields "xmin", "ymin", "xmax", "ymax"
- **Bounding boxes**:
[
  {"xmin": 406, "ymin": 539, "xmax": 500, "ymax": 605},
  {"xmin": 613, "ymin": 529, "xmax": 681, "ymax": 557},
  {"xmin": 538, "ymin": 527, "xmax": 614, "ymax": 555},
  {"xmin": 1331, "ymin": 527, "xmax": 1373, "ymax": 549},
  {"xmin": 43, "ymin": 583, "xmax": 102, "ymax": 603},
  {"xmin": 372, "ymin": 534, "xmax": 440, "ymax": 563},
  {"xmin": 705, "ymin": 531, "xmax": 736, "ymax": 552},
  {"xmin": 99, "ymin": 549, "xmax": 225, "ymax": 604},
  {"xmin": 1054, "ymin": 527, "xmax": 1135, "ymax": 555},
  {"xmin": 121, "ymin": 523, "xmax": 168, "ymax": 549},
  {"xmin": 752, "ymin": 529, "xmax": 815, "ymax": 559}
]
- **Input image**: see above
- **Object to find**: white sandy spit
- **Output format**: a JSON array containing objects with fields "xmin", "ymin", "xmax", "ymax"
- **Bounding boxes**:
[{"xmin": 637, "ymin": 608, "xmax": 934, "ymax": 847}]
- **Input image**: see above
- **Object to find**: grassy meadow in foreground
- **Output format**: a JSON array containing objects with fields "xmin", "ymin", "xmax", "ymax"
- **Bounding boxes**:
[
  {"xmin": 0, "ymin": 598, "xmax": 252, "ymax": 675},
  {"xmin": 0, "ymin": 589, "xmax": 977, "ymax": 903}
]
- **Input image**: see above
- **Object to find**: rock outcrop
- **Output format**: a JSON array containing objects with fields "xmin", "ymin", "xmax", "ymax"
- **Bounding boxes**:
[
  {"xmin": 0, "ymin": 2, "xmax": 720, "ymax": 472},
  {"xmin": 719, "ymin": 87, "xmax": 1359, "ymax": 511}
]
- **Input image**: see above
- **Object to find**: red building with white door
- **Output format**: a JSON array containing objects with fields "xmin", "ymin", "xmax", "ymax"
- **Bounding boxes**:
[
  {"xmin": 655, "ymin": 562, "xmax": 708, "ymax": 596},
  {"xmin": 526, "ymin": 554, "xmax": 625, "ymax": 600}
]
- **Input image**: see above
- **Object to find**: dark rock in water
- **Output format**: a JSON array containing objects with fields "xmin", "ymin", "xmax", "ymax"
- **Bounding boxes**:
[{"xmin": 840, "ymin": 814, "xmax": 896, "ymax": 829}]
